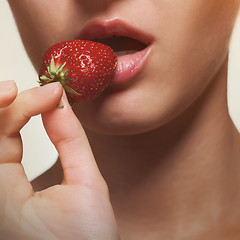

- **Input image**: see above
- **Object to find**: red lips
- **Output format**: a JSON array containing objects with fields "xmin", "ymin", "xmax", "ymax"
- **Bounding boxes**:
[{"xmin": 78, "ymin": 18, "xmax": 154, "ymax": 85}]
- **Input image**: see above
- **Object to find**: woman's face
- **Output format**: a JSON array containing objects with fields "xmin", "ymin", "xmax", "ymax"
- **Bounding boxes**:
[{"xmin": 8, "ymin": 0, "xmax": 239, "ymax": 135}]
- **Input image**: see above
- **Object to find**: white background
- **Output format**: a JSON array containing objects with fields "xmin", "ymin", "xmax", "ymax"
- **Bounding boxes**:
[{"xmin": 0, "ymin": 1, "xmax": 240, "ymax": 181}]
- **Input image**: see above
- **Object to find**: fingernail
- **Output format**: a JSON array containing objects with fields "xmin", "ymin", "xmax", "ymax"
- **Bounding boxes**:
[
  {"xmin": 0, "ymin": 80, "xmax": 15, "ymax": 92},
  {"xmin": 37, "ymin": 82, "xmax": 61, "ymax": 95}
]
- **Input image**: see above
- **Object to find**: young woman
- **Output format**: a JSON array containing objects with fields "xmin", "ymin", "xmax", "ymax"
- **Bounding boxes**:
[{"xmin": 1, "ymin": 0, "xmax": 240, "ymax": 239}]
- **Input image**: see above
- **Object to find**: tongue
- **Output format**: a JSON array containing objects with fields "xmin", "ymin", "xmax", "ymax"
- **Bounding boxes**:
[{"xmin": 93, "ymin": 36, "xmax": 146, "ymax": 53}]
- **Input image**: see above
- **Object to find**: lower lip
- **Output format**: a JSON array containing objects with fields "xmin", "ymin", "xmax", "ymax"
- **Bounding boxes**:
[{"xmin": 110, "ymin": 46, "xmax": 152, "ymax": 85}]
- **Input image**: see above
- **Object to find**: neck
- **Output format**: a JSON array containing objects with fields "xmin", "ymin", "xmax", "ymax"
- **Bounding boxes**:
[{"xmin": 85, "ymin": 59, "xmax": 240, "ymax": 239}]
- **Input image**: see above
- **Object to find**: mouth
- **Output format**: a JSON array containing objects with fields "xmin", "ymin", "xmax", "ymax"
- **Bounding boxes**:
[
  {"xmin": 92, "ymin": 36, "xmax": 147, "ymax": 57},
  {"xmin": 78, "ymin": 19, "xmax": 154, "ymax": 85}
]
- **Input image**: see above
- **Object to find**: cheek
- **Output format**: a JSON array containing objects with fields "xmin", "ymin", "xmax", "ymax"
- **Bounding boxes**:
[
  {"xmin": 139, "ymin": 0, "xmax": 239, "ymax": 111},
  {"xmin": 153, "ymin": 0, "xmax": 237, "ymax": 99},
  {"xmin": 8, "ymin": 0, "xmax": 83, "ymax": 70}
]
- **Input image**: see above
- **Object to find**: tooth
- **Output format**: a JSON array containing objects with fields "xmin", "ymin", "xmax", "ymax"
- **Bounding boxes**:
[{"xmin": 115, "ymin": 50, "xmax": 137, "ymax": 57}]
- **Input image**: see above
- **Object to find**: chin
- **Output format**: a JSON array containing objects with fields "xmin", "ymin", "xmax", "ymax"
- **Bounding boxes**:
[
  {"xmin": 75, "ymin": 110, "xmax": 161, "ymax": 136},
  {"xmin": 72, "ymin": 89, "xmax": 178, "ymax": 136}
]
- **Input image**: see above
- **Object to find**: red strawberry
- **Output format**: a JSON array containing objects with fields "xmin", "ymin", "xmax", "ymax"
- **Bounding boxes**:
[{"xmin": 38, "ymin": 40, "xmax": 117, "ymax": 103}]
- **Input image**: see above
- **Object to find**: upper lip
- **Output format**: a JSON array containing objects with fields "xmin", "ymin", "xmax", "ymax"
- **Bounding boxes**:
[{"xmin": 77, "ymin": 18, "xmax": 154, "ymax": 46}]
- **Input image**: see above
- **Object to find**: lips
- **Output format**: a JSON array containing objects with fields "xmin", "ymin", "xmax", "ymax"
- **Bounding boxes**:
[{"xmin": 78, "ymin": 19, "xmax": 153, "ymax": 85}]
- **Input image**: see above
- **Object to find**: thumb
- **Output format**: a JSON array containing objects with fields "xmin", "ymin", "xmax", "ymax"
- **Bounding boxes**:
[{"xmin": 42, "ymin": 91, "xmax": 106, "ymax": 189}]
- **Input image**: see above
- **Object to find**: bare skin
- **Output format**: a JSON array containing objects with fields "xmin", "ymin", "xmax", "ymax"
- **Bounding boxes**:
[
  {"xmin": 0, "ymin": 84, "xmax": 120, "ymax": 240},
  {"xmin": 32, "ymin": 58, "xmax": 240, "ymax": 240},
  {"xmin": 1, "ymin": 0, "xmax": 240, "ymax": 239}
]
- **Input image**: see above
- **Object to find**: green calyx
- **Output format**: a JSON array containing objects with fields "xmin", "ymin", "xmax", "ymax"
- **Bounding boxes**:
[{"xmin": 39, "ymin": 57, "xmax": 80, "ymax": 97}]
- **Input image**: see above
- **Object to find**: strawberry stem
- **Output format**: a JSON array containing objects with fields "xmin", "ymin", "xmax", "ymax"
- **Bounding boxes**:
[{"xmin": 39, "ymin": 57, "xmax": 81, "ymax": 105}]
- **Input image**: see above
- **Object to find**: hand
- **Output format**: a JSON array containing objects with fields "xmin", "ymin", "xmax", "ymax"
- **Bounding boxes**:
[{"xmin": 0, "ymin": 81, "xmax": 120, "ymax": 240}]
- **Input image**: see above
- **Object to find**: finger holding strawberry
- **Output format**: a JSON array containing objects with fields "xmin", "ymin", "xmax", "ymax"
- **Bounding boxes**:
[
  {"xmin": 0, "ymin": 81, "xmax": 63, "ymax": 164},
  {"xmin": 0, "ymin": 84, "xmax": 120, "ymax": 240},
  {"xmin": 0, "ymin": 81, "xmax": 63, "ymax": 238}
]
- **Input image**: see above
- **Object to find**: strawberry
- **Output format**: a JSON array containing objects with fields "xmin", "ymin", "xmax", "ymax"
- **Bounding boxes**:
[{"xmin": 38, "ymin": 40, "xmax": 117, "ymax": 103}]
